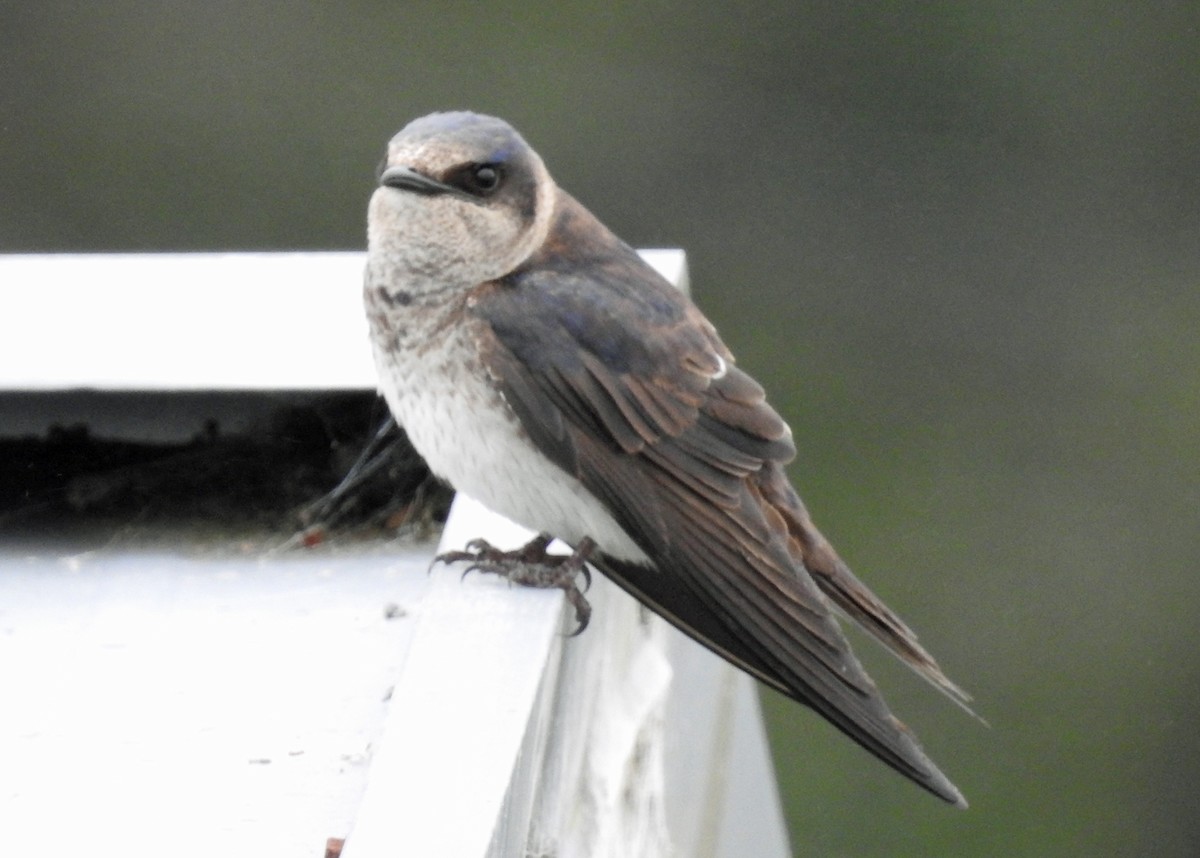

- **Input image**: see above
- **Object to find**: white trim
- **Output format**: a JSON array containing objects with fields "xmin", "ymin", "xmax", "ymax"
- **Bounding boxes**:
[{"xmin": 0, "ymin": 250, "xmax": 688, "ymax": 391}]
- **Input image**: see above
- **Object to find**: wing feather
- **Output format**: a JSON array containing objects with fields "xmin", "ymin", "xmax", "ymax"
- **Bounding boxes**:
[{"xmin": 469, "ymin": 189, "xmax": 968, "ymax": 805}]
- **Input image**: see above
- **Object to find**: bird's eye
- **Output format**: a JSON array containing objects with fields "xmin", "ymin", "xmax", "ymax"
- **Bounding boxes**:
[{"xmin": 452, "ymin": 163, "xmax": 503, "ymax": 197}]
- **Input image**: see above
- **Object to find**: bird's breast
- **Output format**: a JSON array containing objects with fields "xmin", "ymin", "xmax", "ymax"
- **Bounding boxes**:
[{"xmin": 366, "ymin": 291, "xmax": 649, "ymax": 564}]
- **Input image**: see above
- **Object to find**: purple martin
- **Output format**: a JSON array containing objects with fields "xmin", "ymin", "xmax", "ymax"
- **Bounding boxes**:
[{"xmin": 364, "ymin": 111, "xmax": 971, "ymax": 807}]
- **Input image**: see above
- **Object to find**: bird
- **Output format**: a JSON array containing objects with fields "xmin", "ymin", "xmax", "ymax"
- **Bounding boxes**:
[{"xmin": 363, "ymin": 110, "xmax": 971, "ymax": 807}]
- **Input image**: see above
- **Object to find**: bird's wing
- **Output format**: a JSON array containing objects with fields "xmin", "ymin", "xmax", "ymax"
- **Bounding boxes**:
[{"xmin": 468, "ymin": 191, "xmax": 966, "ymax": 805}]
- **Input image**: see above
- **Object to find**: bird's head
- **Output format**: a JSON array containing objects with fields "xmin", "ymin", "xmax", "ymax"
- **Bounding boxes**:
[{"xmin": 368, "ymin": 111, "xmax": 556, "ymax": 288}]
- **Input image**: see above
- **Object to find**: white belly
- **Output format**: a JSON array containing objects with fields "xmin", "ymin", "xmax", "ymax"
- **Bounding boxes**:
[{"xmin": 372, "ymin": 335, "xmax": 649, "ymax": 564}]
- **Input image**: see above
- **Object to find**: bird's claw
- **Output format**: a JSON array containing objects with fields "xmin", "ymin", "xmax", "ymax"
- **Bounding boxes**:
[{"xmin": 433, "ymin": 534, "xmax": 596, "ymax": 634}]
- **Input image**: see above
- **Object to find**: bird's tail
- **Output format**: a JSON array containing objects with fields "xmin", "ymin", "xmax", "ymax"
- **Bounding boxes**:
[{"xmin": 759, "ymin": 466, "xmax": 983, "ymax": 720}]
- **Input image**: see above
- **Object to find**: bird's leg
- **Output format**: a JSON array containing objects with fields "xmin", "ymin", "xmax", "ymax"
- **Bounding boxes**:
[{"xmin": 433, "ymin": 534, "xmax": 596, "ymax": 635}]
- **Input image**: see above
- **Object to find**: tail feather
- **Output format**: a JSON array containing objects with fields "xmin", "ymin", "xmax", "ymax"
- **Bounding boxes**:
[{"xmin": 759, "ymin": 466, "xmax": 984, "ymax": 721}]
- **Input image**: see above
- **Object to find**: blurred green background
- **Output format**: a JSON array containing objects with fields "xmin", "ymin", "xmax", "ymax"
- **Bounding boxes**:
[{"xmin": 3, "ymin": 2, "xmax": 1197, "ymax": 854}]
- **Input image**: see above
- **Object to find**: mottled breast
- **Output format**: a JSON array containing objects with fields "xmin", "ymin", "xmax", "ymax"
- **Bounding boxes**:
[{"xmin": 365, "ymin": 283, "xmax": 648, "ymax": 563}]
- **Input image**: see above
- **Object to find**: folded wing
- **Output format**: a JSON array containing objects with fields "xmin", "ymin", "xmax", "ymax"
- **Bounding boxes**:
[{"xmin": 468, "ymin": 191, "xmax": 967, "ymax": 806}]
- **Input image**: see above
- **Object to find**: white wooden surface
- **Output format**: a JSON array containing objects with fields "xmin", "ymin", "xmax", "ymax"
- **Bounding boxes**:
[
  {"xmin": 344, "ymin": 495, "xmax": 792, "ymax": 858},
  {"xmin": 0, "ymin": 251, "xmax": 791, "ymax": 857},
  {"xmin": 0, "ymin": 250, "xmax": 687, "ymax": 391},
  {"xmin": 0, "ymin": 545, "xmax": 431, "ymax": 857},
  {"xmin": 342, "ymin": 498, "xmax": 570, "ymax": 857}
]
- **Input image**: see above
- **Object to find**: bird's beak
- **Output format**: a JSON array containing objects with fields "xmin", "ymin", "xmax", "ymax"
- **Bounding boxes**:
[{"xmin": 379, "ymin": 166, "xmax": 455, "ymax": 196}]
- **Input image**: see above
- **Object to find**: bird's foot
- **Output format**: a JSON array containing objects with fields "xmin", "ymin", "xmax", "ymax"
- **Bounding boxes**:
[{"xmin": 433, "ymin": 534, "xmax": 595, "ymax": 635}]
